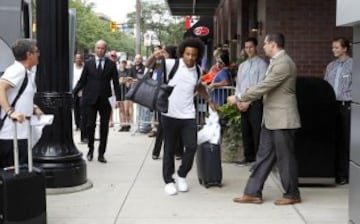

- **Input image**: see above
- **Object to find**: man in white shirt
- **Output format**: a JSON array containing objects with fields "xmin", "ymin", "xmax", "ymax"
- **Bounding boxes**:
[
  {"xmin": 149, "ymin": 38, "xmax": 216, "ymax": 195},
  {"xmin": 0, "ymin": 39, "xmax": 43, "ymax": 168},
  {"xmin": 73, "ymin": 53, "xmax": 83, "ymax": 132},
  {"xmin": 233, "ymin": 37, "xmax": 267, "ymax": 166}
]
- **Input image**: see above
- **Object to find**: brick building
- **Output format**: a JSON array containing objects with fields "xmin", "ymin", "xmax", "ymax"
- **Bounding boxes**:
[{"xmin": 167, "ymin": 0, "xmax": 352, "ymax": 77}]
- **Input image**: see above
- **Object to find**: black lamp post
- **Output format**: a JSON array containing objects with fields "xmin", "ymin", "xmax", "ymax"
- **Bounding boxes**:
[{"xmin": 34, "ymin": 0, "xmax": 87, "ymax": 188}]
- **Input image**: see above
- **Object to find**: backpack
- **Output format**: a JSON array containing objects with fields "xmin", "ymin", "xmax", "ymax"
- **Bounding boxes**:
[{"xmin": 164, "ymin": 58, "xmax": 201, "ymax": 83}]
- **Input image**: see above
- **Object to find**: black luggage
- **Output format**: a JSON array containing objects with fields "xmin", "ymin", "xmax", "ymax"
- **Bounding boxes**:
[
  {"xmin": 196, "ymin": 142, "xmax": 222, "ymax": 188},
  {"xmin": 0, "ymin": 120, "xmax": 47, "ymax": 224}
]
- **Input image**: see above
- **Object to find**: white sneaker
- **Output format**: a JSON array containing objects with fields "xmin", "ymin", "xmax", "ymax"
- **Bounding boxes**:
[
  {"xmin": 176, "ymin": 175, "xmax": 188, "ymax": 192},
  {"xmin": 164, "ymin": 183, "xmax": 177, "ymax": 195}
]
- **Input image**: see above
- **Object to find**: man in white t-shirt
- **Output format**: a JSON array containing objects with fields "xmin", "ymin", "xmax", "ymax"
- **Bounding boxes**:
[
  {"xmin": 148, "ymin": 38, "xmax": 216, "ymax": 195},
  {"xmin": 73, "ymin": 53, "xmax": 84, "ymax": 132},
  {"xmin": 0, "ymin": 39, "xmax": 43, "ymax": 168}
]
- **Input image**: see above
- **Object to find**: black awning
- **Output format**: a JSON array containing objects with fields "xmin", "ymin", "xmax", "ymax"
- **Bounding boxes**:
[
  {"xmin": 183, "ymin": 16, "xmax": 213, "ymax": 43},
  {"xmin": 166, "ymin": 0, "xmax": 220, "ymax": 16}
]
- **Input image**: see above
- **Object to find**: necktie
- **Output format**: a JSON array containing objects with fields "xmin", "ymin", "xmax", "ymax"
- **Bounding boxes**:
[{"xmin": 97, "ymin": 58, "xmax": 103, "ymax": 75}]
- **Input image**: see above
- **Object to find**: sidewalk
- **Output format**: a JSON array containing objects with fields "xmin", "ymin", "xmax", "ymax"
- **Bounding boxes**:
[{"xmin": 47, "ymin": 128, "xmax": 349, "ymax": 224}]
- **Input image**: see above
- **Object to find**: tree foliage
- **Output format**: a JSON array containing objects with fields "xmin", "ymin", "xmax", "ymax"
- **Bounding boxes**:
[
  {"xmin": 126, "ymin": 1, "xmax": 185, "ymax": 46},
  {"xmin": 69, "ymin": 0, "xmax": 135, "ymax": 53}
]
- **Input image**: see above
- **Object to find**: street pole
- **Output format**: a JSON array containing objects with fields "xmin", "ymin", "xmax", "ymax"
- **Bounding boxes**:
[
  {"xmin": 135, "ymin": 0, "xmax": 141, "ymax": 55},
  {"xmin": 34, "ymin": 0, "xmax": 87, "ymax": 188}
]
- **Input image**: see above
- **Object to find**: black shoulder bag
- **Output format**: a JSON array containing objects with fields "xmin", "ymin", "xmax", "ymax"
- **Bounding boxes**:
[
  {"xmin": 0, "ymin": 73, "xmax": 29, "ymax": 130},
  {"xmin": 125, "ymin": 58, "xmax": 179, "ymax": 113}
]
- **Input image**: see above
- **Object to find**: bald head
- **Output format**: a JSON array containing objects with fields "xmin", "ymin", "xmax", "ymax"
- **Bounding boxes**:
[
  {"xmin": 95, "ymin": 40, "xmax": 107, "ymax": 58},
  {"xmin": 134, "ymin": 54, "xmax": 142, "ymax": 65}
]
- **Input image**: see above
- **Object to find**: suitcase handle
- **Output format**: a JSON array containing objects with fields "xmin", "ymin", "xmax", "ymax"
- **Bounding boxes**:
[{"xmin": 13, "ymin": 117, "xmax": 33, "ymax": 175}]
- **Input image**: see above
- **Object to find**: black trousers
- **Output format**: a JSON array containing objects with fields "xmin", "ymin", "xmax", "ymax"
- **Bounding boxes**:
[
  {"xmin": 85, "ymin": 96, "xmax": 112, "ymax": 156},
  {"xmin": 335, "ymin": 101, "xmax": 351, "ymax": 180},
  {"xmin": 161, "ymin": 116, "xmax": 197, "ymax": 184},
  {"xmin": 244, "ymin": 127, "xmax": 300, "ymax": 198},
  {"xmin": 0, "ymin": 139, "xmax": 28, "ymax": 169},
  {"xmin": 152, "ymin": 115, "xmax": 184, "ymax": 157},
  {"xmin": 80, "ymin": 97, "xmax": 87, "ymax": 141},
  {"xmin": 240, "ymin": 100, "xmax": 263, "ymax": 162},
  {"xmin": 73, "ymin": 95, "xmax": 81, "ymax": 129}
]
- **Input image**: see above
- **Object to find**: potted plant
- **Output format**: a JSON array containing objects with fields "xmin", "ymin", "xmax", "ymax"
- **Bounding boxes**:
[{"xmin": 217, "ymin": 103, "xmax": 244, "ymax": 162}]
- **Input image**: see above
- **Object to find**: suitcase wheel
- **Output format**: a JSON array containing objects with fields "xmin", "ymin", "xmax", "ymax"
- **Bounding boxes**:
[{"xmin": 199, "ymin": 178, "xmax": 203, "ymax": 185}]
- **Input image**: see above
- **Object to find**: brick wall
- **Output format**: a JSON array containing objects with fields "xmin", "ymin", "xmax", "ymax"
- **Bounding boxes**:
[{"xmin": 261, "ymin": 0, "xmax": 352, "ymax": 77}]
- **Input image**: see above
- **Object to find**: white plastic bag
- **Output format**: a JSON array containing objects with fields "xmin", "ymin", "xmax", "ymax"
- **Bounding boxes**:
[
  {"xmin": 197, "ymin": 108, "xmax": 221, "ymax": 145},
  {"xmin": 30, "ymin": 114, "xmax": 54, "ymax": 147}
]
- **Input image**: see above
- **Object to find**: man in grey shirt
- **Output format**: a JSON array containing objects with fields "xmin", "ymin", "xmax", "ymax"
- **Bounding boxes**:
[
  {"xmin": 234, "ymin": 37, "xmax": 267, "ymax": 166},
  {"xmin": 324, "ymin": 37, "xmax": 353, "ymax": 185}
]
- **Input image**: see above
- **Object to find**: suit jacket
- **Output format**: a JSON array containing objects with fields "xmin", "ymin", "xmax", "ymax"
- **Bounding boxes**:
[
  {"xmin": 241, "ymin": 51, "xmax": 301, "ymax": 130},
  {"xmin": 73, "ymin": 57, "xmax": 121, "ymax": 105}
]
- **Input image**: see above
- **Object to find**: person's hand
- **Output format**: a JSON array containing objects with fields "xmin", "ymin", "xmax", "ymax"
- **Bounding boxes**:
[
  {"xmin": 9, "ymin": 111, "xmax": 26, "ymax": 123},
  {"xmin": 153, "ymin": 49, "xmax": 165, "ymax": 59},
  {"xmin": 33, "ymin": 106, "xmax": 44, "ymax": 120},
  {"xmin": 208, "ymin": 84, "xmax": 215, "ymax": 91},
  {"xmin": 124, "ymin": 77, "xmax": 132, "ymax": 83},
  {"xmin": 208, "ymin": 101, "xmax": 217, "ymax": 111},
  {"xmin": 237, "ymin": 101, "xmax": 251, "ymax": 112},
  {"xmin": 227, "ymin": 95, "xmax": 236, "ymax": 105}
]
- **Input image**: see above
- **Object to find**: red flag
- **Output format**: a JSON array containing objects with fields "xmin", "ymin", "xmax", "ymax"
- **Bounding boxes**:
[{"xmin": 185, "ymin": 16, "xmax": 191, "ymax": 30}]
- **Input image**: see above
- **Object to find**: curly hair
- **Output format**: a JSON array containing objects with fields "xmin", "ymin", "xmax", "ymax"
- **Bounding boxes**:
[{"xmin": 177, "ymin": 37, "xmax": 205, "ymax": 62}]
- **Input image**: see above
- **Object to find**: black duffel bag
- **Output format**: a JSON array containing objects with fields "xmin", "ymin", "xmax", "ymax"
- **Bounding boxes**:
[{"xmin": 125, "ymin": 58, "xmax": 179, "ymax": 113}]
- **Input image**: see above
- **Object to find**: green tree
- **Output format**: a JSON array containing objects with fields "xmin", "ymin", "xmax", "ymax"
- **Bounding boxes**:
[
  {"xmin": 126, "ymin": 1, "xmax": 185, "ymax": 46},
  {"xmin": 69, "ymin": 0, "xmax": 135, "ymax": 53}
]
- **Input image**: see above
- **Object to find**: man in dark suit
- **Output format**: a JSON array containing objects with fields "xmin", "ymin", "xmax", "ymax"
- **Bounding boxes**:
[
  {"xmin": 229, "ymin": 33, "xmax": 301, "ymax": 205},
  {"xmin": 73, "ymin": 40, "xmax": 121, "ymax": 163}
]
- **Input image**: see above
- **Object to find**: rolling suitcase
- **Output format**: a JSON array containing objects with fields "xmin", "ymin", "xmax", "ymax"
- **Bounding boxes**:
[
  {"xmin": 0, "ymin": 120, "xmax": 47, "ymax": 224},
  {"xmin": 196, "ymin": 142, "xmax": 222, "ymax": 188}
]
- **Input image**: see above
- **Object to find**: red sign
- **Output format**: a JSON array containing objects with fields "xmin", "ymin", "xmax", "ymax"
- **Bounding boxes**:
[{"xmin": 193, "ymin": 26, "xmax": 210, "ymax": 37}]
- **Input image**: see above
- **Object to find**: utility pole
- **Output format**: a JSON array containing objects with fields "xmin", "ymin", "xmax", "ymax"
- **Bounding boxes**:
[
  {"xmin": 135, "ymin": 0, "xmax": 141, "ymax": 55},
  {"xmin": 35, "ymin": 0, "xmax": 87, "ymax": 188}
]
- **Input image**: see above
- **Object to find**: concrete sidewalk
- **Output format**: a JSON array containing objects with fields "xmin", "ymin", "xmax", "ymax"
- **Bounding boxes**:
[{"xmin": 47, "ymin": 128, "xmax": 348, "ymax": 224}]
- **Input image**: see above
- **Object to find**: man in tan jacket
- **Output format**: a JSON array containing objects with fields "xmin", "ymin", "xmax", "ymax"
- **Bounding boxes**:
[{"xmin": 229, "ymin": 33, "xmax": 301, "ymax": 205}]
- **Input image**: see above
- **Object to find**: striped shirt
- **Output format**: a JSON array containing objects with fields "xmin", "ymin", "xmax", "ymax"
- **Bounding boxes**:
[
  {"xmin": 324, "ymin": 56, "xmax": 352, "ymax": 101},
  {"xmin": 236, "ymin": 56, "xmax": 268, "ymax": 96}
]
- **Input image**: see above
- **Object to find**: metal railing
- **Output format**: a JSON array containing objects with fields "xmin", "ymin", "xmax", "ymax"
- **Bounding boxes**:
[{"xmin": 195, "ymin": 86, "xmax": 235, "ymax": 127}]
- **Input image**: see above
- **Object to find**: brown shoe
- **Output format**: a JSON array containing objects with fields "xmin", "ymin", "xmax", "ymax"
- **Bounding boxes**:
[
  {"xmin": 274, "ymin": 197, "xmax": 301, "ymax": 205},
  {"xmin": 233, "ymin": 195, "xmax": 263, "ymax": 204},
  {"xmin": 147, "ymin": 131, "xmax": 157, "ymax": 137}
]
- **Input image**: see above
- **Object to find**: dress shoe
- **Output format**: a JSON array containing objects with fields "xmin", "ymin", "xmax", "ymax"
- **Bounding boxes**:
[
  {"xmin": 98, "ymin": 156, "xmax": 107, "ymax": 163},
  {"xmin": 233, "ymin": 158, "xmax": 255, "ymax": 167},
  {"xmin": 147, "ymin": 130, "xmax": 157, "ymax": 137},
  {"xmin": 118, "ymin": 126, "xmax": 127, "ymax": 132},
  {"xmin": 233, "ymin": 195, "xmax": 263, "ymax": 204},
  {"xmin": 87, "ymin": 153, "xmax": 93, "ymax": 161},
  {"xmin": 274, "ymin": 197, "xmax": 301, "ymax": 205},
  {"xmin": 152, "ymin": 155, "xmax": 160, "ymax": 160},
  {"xmin": 336, "ymin": 177, "xmax": 348, "ymax": 185}
]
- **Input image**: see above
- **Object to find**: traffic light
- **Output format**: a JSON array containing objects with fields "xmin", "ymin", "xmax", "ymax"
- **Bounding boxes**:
[{"xmin": 110, "ymin": 21, "xmax": 117, "ymax": 32}]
